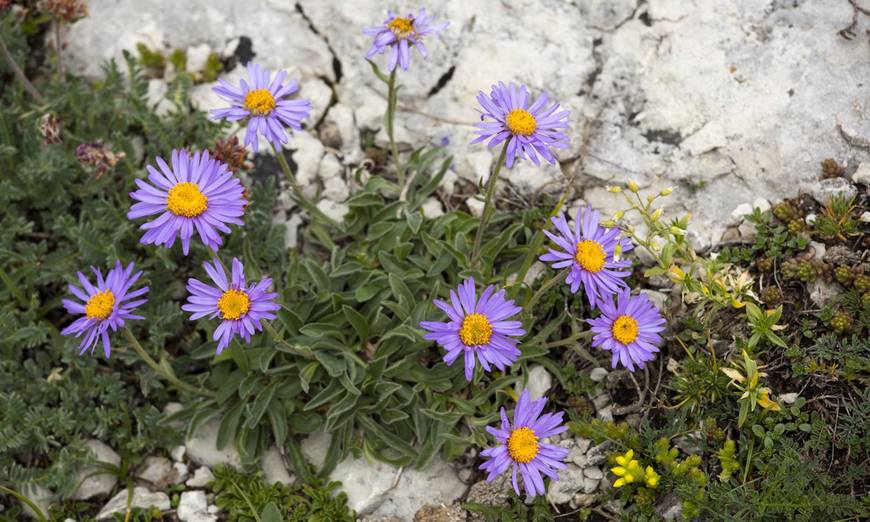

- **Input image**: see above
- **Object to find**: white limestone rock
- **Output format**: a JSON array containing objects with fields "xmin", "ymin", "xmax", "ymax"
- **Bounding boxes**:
[
  {"xmin": 185, "ymin": 418, "xmax": 242, "ymax": 469},
  {"xmin": 516, "ymin": 364, "xmax": 552, "ymax": 400},
  {"xmin": 178, "ymin": 490, "xmax": 217, "ymax": 522},
  {"xmin": 73, "ymin": 440, "xmax": 121, "ymax": 500},
  {"xmin": 186, "ymin": 43, "xmax": 212, "ymax": 73},
  {"xmin": 316, "ymin": 200, "xmax": 350, "ymax": 223},
  {"xmin": 421, "ymin": 197, "xmax": 445, "ymax": 219},
  {"xmin": 64, "ymin": 0, "xmax": 334, "ymax": 81},
  {"xmin": 261, "ymin": 446, "xmax": 294, "ymax": 485},
  {"xmin": 97, "ymin": 487, "xmax": 170, "ymax": 520},
  {"xmin": 185, "ymin": 467, "xmax": 215, "ymax": 488}
]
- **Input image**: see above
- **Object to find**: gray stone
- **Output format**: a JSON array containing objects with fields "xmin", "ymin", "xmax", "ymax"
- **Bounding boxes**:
[
  {"xmin": 173, "ymin": 462, "xmax": 190, "ymax": 484},
  {"xmin": 413, "ymin": 504, "xmax": 467, "ymax": 522},
  {"xmin": 852, "ymin": 161, "xmax": 870, "ymax": 185},
  {"xmin": 810, "ymin": 241, "xmax": 826, "ymax": 262},
  {"xmin": 65, "ymin": 0, "xmax": 333, "ymax": 81},
  {"xmin": 584, "ymin": 466, "xmax": 604, "ymax": 480},
  {"xmin": 546, "ymin": 465, "xmax": 585, "ymax": 505},
  {"xmin": 574, "ymin": 438, "xmax": 592, "ymax": 455},
  {"xmin": 97, "ymin": 487, "xmax": 170, "ymax": 520},
  {"xmin": 582, "ymin": 476, "xmax": 599, "ymax": 494},
  {"xmin": 318, "ymin": 153, "xmax": 344, "ymax": 180},
  {"xmin": 597, "ymin": 406, "xmax": 614, "ymax": 423},
  {"xmin": 321, "ymin": 103, "xmax": 358, "ymax": 155},
  {"xmin": 186, "ymin": 43, "xmax": 211, "ymax": 74},
  {"xmin": 20, "ymin": 484, "xmax": 51, "ymax": 519},
  {"xmin": 809, "ymin": 280, "xmax": 842, "ymax": 308},
  {"xmin": 137, "ymin": 456, "xmax": 172, "ymax": 485},
  {"xmin": 370, "ymin": 458, "xmax": 466, "ymax": 520},
  {"xmin": 261, "ymin": 446, "xmax": 294, "ymax": 485},
  {"xmin": 316, "ymin": 200, "xmax": 350, "ymax": 223},
  {"xmin": 283, "ymin": 213, "xmax": 304, "ymax": 249},
  {"xmin": 185, "ymin": 418, "xmax": 242, "ymax": 469},
  {"xmin": 323, "ymin": 176, "xmax": 349, "ymax": 202},
  {"xmin": 170, "ymin": 445, "xmax": 186, "ymax": 462},
  {"xmin": 860, "ymin": 211, "xmax": 870, "ymax": 223},
  {"xmin": 466, "ymin": 474, "xmax": 512, "ymax": 515},
  {"xmin": 465, "ymin": 197, "xmax": 484, "ymax": 217},
  {"xmin": 589, "ymin": 367, "xmax": 609, "ymax": 382},
  {"xmin": 801, "ymin": 177, "xmax": 858, "ymax": 206},
  {"xmin": 572, "ymin": 493, "xmax": 597, "ymax": 508},
  {"xmin": 73, "ymin": 440, "xmax": 121, "ymax": 500},
  {"xmin": 186, "ymin": 467, "xmax": 215, "ymax": 488},
  {"xmin": 640, "ymin": 289, "xmax": 668, "ymax": 312},
  {"xmin": 178, "ymin": 490, "xmax": 217, "ymax": 522},
  {"xmin": 592, "ymin": 392, "xmax": 611, "ymax": 411},
  {"xmin": 779, "ymin": 392, "xmax": 799, "ymax": 405},
  {"xmin": 288, "ymin": 133, "xmax": 325, "ymax": 198},
  {"xmin": 299, "ymin": 77, "xmax": 333, "ymax": 126},
  {"xmin": 517, "ymin": 364, "xmax": 552, "ymax": 400},
  {"xmin": 584, "ymin": 443, "xmax": 610, "ymax": 467},
  {"xmin": 422, "ymin": 197, "xmax": 445, "ymax": 219}
]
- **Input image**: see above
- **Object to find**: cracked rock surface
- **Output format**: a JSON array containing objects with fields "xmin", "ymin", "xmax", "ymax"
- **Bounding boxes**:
[{"xmin": 65, "ymin": 0, "xmax": 870, "ymax": 244}]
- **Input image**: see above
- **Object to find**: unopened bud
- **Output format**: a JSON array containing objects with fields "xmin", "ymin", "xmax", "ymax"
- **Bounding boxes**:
[
  {"xmin": 660, "ymin": 187, "xmax": 674, "ymax": 196},
  {"xmin": 651, "ymin": 208, "xmax": 663, "ymax": 221},
  {"xmin": 607, "ymin": 185, "xmax": 622, "ymax": 193},
  {"xmin": 669, "ymin": 225, "xmax": 685, "ymax": 236},
  {"xmin": 613, "ymin": 210, "xmax": 625, "ymax": 220},
  {"xmin": 627, "ymin": 180, "xmax": 639, "ymax": 193}
]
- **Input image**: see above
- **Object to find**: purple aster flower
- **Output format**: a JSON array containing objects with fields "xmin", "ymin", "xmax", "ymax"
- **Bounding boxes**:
[
  {"xmin": 419, "ymin": 278, "xmax": 524, "ymax": 381},
  {"xmin": 364, "ymin": 8, "xmax": 448, "ymax": 71},
  {"xmin": 539, "ymin": 208, "xmax": 633, "ymax": 309},
  {"xmin": 183, "ymin": 258, "xmax": 280, "ymax": 354},
  {"xmin": 211, "ymin": 62, "xmax": 311, "ymax": 152},
  {"xmin": 588, "ymin": 289, "xmax": 665, "ymax": 372},
  {"xmin": 128, "ymin": 149, "xmax": 246, "ymax": 255},
  {"xmin": 480, "ymin": 389, "xmax": 569, "ymax": 497},
  {"xmin": 471, "ymin": 82, "xmax": 570, "ymax": 168},
  {"xmin": 60, "ymin": 261, "xmax": 149, "ymax": 358}
]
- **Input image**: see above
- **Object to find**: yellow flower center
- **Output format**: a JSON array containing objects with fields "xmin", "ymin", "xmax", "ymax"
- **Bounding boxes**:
[
  {"xmin": 507, "ymin": 427, "xmax": 539, "ymax": 463},
  {"xmin": 505, "ymin": 109, "xmax": 537, "ymax": 136},
  {"xmin": 244, "ymin": 89, "xmax": 276, "ymax": 115},
  {"xmin": 458, "ymin": 313, "xmax": 493, "ymax": 346},
  {"xmin": 85, "ymin": 290, "xmax": 115, "ymax": 320},
  {"xmin": 388, "ymin": 16, "xmax": 414, "ymax": 39},
  {"xmin": 612, "ymin": 315, "xmax": 639, "ymax": 344},
  {"xmin": 217, "ymin": 289, "xmax": 251, "ymax": 320},
  {"xmin": 167, "ymin": 182, "xmax": 208, "ymax": 218},
  {"xmin": 575, "ymin": 239, "xmax": 606, "ymax": 273}
]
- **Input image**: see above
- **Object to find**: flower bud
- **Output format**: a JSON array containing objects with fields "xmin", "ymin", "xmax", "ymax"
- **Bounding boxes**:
[
  {"xmin": 660, "ymin": 187, "xmax": 674, "ymax": 196},
  {"xmin": 606, "ymin": 185, "xmax": 622, "ymax": 193},
  {"xmin": 627, "ymin": 180, "xmax": 639, "ymax": 193}
]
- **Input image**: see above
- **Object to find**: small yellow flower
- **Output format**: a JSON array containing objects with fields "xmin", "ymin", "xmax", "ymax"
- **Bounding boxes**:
[
  {"xmin": 644, "ymin": 466, "xmax": 660, "ymax": 488},
  {"xmin": 611, "ymin": 450, "xmax": 646, "ymax": 488},
  {"xmin": 606, "ymin": 185, "xmax": 622, "ymax": 193},
  {"xmin": 627, "ymin": 180, "xmax": 639, "ymax": 193}
]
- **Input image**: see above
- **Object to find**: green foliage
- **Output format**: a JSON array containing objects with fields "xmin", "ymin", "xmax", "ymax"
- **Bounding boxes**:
[
  {"xmin": 0, "ymin": 17, "xmax": 221, "ymax": 499},
  {"xmin": 715, "ymin": 439, "xmax": 740, "ymax": 482},
  {"xmin": 699, "ymin": 442, "xmax": 868, "ymax": 520},
  {"xmin": 464, "ymin": 495, "xmax": 556, "ymax": 522},
  {"xmin": 211, "ymin": 465, "xmax": 354, "ymax": 522},
  {"xmin": 815, "ymin": 194, "xmax": 859, "ymax": 240},
  {"xmin": 744, "ymin": 303, "xmax": 788, "ymax": 350}
]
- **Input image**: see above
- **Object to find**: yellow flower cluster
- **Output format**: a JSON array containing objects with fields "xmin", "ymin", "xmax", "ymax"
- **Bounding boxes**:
[{"xmin": 610, "ymin": 449, "xmax": 661, "ymax": 489}]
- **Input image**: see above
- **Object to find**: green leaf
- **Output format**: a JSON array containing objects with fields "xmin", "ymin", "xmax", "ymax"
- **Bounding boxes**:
[
  {"xmin": 268, "ymin": 402, "xmax": 288, "ymax": 447},
  {"xmin": 261, "ymin": 502, "xmax": 282, "ymax": 522},
  {"xmin": 217, "ymin": 401, "xmax": 245, "ymax": 449},
  {"xmin": 314, "ymin": 350, "xmax": 346, "ymax": 377},
  {"xmin": 343, "ymin": 305, "xmax": 369, "ymax": 344},
  {"xmin": 246, "ymin": 382, "xmax": 278, "ymax": 428}
]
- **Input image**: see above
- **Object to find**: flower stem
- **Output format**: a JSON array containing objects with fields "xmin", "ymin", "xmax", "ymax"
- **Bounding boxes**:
[
  {"xmin": 270, "ymin": 143, "xmax": 337, "ymax": 227},
  {"xmin": 470, "ymin": 142, "xmax": 509, "ymax": 268},
  {"xmin": 512, "ymin": 188, "xmax": 572, "ymax": 291},
  {"xmin": 122, "ymin": 327, "xmax": 214, "ymax": 397},
  {"xmin": 524, "ymin": 267, "xmax": 569, "ymax": 311},
  {"xmin": 54, "ymin": 18, "xmax": 64, "ymax": 80},
  {"xmin": 0, "ymin": 36, "xmax": 45, "ymax": 104},
  {"xmin": 386, "ymin": 68, "xmax": 405, "ymax": 186}
]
